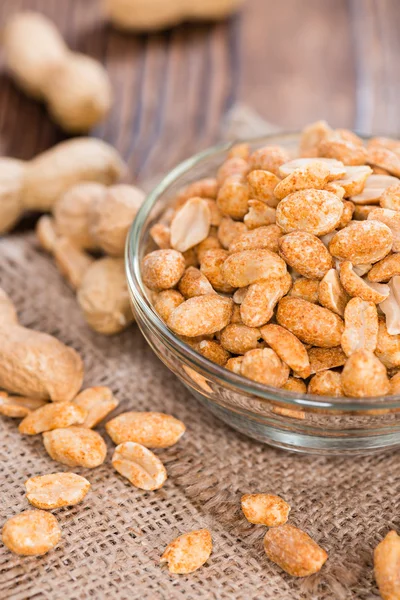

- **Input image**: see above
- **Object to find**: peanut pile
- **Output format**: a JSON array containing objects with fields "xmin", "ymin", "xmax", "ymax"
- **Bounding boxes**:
[{"xmin": 143, "ymin": 122, "xmax": 400, "ymax": 399}]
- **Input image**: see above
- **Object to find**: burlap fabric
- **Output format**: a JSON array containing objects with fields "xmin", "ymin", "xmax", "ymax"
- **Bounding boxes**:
[{"xmin": 0, "ymin": 110, "xmax": 396, "ymax": 600}]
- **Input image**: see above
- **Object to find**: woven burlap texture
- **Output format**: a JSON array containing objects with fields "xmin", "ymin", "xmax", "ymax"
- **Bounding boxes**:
[{"xmin": 0, "ymin": 110, "xmax": 397, "ymax": 600}]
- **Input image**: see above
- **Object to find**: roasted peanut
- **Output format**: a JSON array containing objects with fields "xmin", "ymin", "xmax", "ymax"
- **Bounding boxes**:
[
  {"xmin": 175, "ymin": 178, "xmax": 218, "ymax": 206},
  {"xmin": 264, "ymin": 524, "xmax": 328, "ymax": 577},
  {"xmin": 222, "ymin": 249, "xmax": 287, "ymax": 288},
  {"xmin": 247, "ymin": 170, "xmax": 280, "ymax": 206},
  {"xmin": 200, "ymin": 249, "xmax": 235, "ymax": 293},
  {"xmin": 19, "ymin": 401, "xmax": 87, "ymax": 435},
  {"xmin": 338, "ymin": 200, "xmax": 355, "ymax": 228},
  {"xmin": 276, "ymin": 189, "xmax": 343, "ymax": 235},
  {"xmin": 171, "ymin": 197, "xmax": 211, "ymax": 252},
  {"xmin": 329, "ymin": 221, "xmax": 393, "ymax": 265},
  {"xmin": 341, "ymin": 297, "xmax": 378, "ymax": 356},
  {"xmin": 112, "ymin": 442, "xmax": 167, "ymax": 491},
  {"xmin": 225, "ymin": 356, "xmax": 244, "ymax": 374},
  {"xmin": 25, "ymin": 473, "xmax": 90, "ymax": 509},
  {"xmin": 217, "ymin": 216, "xmax": 247, "ymax": 249},
  {"xmin": 220, "ymin": 324, "xmax": 261, "ymax": 354},
  {"xmin": 244, "ymin": 199, "xmax": 276, "ymax": 229},
  {"xmin": 282, "ymin": 378, "xmax": 307, "ymax": 393},
  {"xmin": 0, "ymin": 395, "xmax": 47, "ymax": 418},
  {"xmin": 43, "ymin": 426, "xmax": 107, "ymax": 468},
  {"xmin": 274, "ymin": 161, "xmax": 330, "ymax": 199},
  {"xmin": 154, "ymin": 290, "xmax": 184, "ymax": 322},
  {"xmin": 150, "ymin": 223, "xmax": 171, "ymax": 249},
  {"xmin": 300, "ymin": 120, "xmax": 332, "ymax": 157},
  {"xmin": 279, "ymin": 232, "xmax": 332, "ymax": 279},
  {"xmin": 368, "ymin": 207, "xmax": 400, "ymax": 252},
  {"xmin": 318, "ymin": 268, "xmax": 349, "ymax": 317},
  {"xmin": 2, "ymin": 510, "xmax": 61, "ymax": 556},
  {"xmin": 288, "ymin": 278, "xmax": 319, "ymax": 304},
  {"xmin": 337, "ymin": 165, "xmax": 372, "ymax": 197},
  {"xmin": 168, "ymin": 294, "xmax": 233, "ymax": 337},
  {"xmin": 368, "ymin": 254, "xmax": 400, "ymax": 282},
  {"xmin": 196, "ymin": 235, "xmax": 222, "ymax": 262},
  {"xmin": 380, "ymin": 183, "xmax": 400, "ymax": 211},
  {"xmin": 279, "ymin": 157, "xmax": 346, "ymax": 180},
  {"xmin": 380, "ymin": 276, "xmax": 400, "ymax": 335},
  {"xmin": 339, "ymin": 261, "xmax": 389, "ymax": 303},
  {"xmin": 341, "ymin": 350, "xmax": 390, "ymax": 397},
  {"xmin": 141, "ymin": 249, "xmax": 185, "ymax": 292},
  {"xmin": 217, "ymin": 176, "xmax": 249, "ymax": 220},
  {"xmin": 367, "ymin": 147, "xmax": 400, "ymax": 178},
  {"xmin": 217, "ymin": 157, "xmax": 249, "ymax": 185},
  {"xmin": 277, "ymin": 297, "xmax": 344, "ymax": 347},
  {"xmin": 248, "ymin": 146, "xmax": 289, "ymax": 176},
  {"xmin": 240, "ymin": 273, "xmax": 292, "ymax": 327},
  {"xmin": 351, "ymin": 174, "xmax": 399, "ymax": 205},
  {"xmin": 106, "ymin": 411, "xmax": 185, "ymax": 448},
  {"xmin": 376, "ymin": 316, "xmax": 400, "ymax": 369},
  {"xmin": 390, "ymin": 373, "xmax": 400, "ymax": 394},
  {"xmin": 308, "ymin": 346, "xmax": 347, "ymax": 374},
  {"xmin": 196, "ymin": 340, "xmax": 231, "ymax": 365},
  {"xmin": 161, "ymin": 530, "xmax": 212, "ymax": 574},
  {"xmin": 308, "ymin": 371, "xmax": 343, "ymax": 397},
  {"xmin": 229, "ymin": 225, "xmax": 282, "ymax": 253},
  {"xmin": 374, "ymin": 530, "xmax": 400, "ymax": 600},
  {"xmin": 73, "ymin": 386, "xmax": 118, "ymax": 428},
  {"xmin": 241, "ymin": 493, "xmax": 290, "ymax": 526},
  {"xmin": 260, "ymin": 324, "xmax": 310, "ymax": 378},
  {"xmin": 241, "ymin": 348, "xmax": 289, "ymax": 387},
  {"xmin": 179, "ymin": 266, "xmax": 214, "ymax": 298},
  {"xmin": 318, "ymin": 134, "xmax": 367, "ymax": 166}
]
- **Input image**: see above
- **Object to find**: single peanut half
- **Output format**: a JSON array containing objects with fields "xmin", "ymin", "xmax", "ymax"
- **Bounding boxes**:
[
  {"xmin": 43, "ymin": 426, "xmax": 107, "ymax": 468},
  {"xmin": 374, "ymin": 530, "xmax": 400, "ymax": 600},
  {"xmin": 0, "ymin": 395, "xmax": 47, "ymax": 418},
  {"xmin": 2, "ymin": 510, "xmax": 61, "ymax": 556},
  {"xmin": 106, "ymin": 411, "xmax": 185, "ymax": 448},
  {"xmin": 112, "ymin": 442, "xmax": 167, "ymax": 491},
  {"xmin": 241, "ymin": 493, "xmax": 290, "ymax": 527},
  {"xmin": 19, "ymin": 401, "xmax": 87, "ymax": 435},
  {"xmin": 25, "ymin": 472, "xmax": 91, "ymax": 509},
  {"xmin": 161, "ymin": 529, "xmax": 213, "ymax": 574},
  {"xmin": 73, "ymin": 386, "xmax": 119, "ymax": 428}
]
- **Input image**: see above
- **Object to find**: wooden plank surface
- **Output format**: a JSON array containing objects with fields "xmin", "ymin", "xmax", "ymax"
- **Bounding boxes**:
[{"xmin": 0, "ymin": 0, "xmax": 399, "ymax": 183}]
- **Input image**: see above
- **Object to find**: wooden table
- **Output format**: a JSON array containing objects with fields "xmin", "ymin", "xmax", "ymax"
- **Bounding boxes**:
[{"xmin": 0, "ymin": 0, "xmax": 399, "ymax": 183}]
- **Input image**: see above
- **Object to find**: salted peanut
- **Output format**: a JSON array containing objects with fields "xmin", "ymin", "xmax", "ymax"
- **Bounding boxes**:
[
  {"xmin": 260, "ymin": 324, "xmax": 310, "ymax": 378},
  {"xmin": 225, "ymin": 356, "xmax": 244, "ymax": 374},
  {"xmin": 150, "ymin": 223, "xmax": 171, "ymax": 249},
  {"xmin": 222, "ymin": 249, "xmax": 287, "ymax": 288},
  {"xmin": 229, "ymin": 225, "xmax": 282, "ymax": 253},
  {"xmin": 175, "ymin": 178, "xmax": 218, "ymax": 207},
  {"xmin": 353, "ymin": 204, "xmax": 377, "ymax": 220},
  {"xmin": 277, "ymin": 297, "xmax": 344, "ymax": 348},
  {"xmin": 390, "ymin": 373, "xmax": 400, "ymax": 394},
  {"xmin": 274, "ymin": 162, "xmax": 330, "ymax": 200},
  {"xmin": 300, "ymin": 120, "xmax": 332, "ymax": 156},
  {"xmin": 200, "ymin": 249, "xmax": 235, "ymax": 293},
  {"xmin": 161, "ymin": 529, "xmax": 212, "ymax": 574},
  {"xmin": 196, "ymin": 340, "xmax": 231, "ymax": 366},
  {"xmin": 220, "ymin": 324, "xmax": 261, "ymax": 354},
  {"xmin": 53, "ymin": 237, "xmax": 94, "ymax": 290},
  {"xmin": 142, "ymin": 249, "xmax": 185, "ymax": 292},
  {"xmin": 179, "ymin": 267, "xmax": 214, "ymax": 298},
  {"xmin": 73, "ymin": 386, "xmax": 118, "ymax": 428},
  {"xmin": 248, "ymin": 145, "xmax": 289, "ymax": 176},
  {"xmin": 374, "ymin": 530, "xmax": 400, "ymax": 600},
  {"xmin": 244, "ymin": 199, "xmax": 276, "ymax": 230},
  {"xmin": 205, "ymin": 199, "xmax": 222, "ymax": 226},
  {"xmin": 0, "ymin": 395, "xmax": 47, "ymax": 418},
  {"xmin": 230, "ymin": 304, "xmax": 243, "ymax": 324},
  {"xmin": 329, "ymin": 221, "xmax": 393, "ymax": 265},
  {"xmin": 318, "ymin": 135, "xmax": 367, "ymax": 166},
  {"xmin": 106, "ymin": 411, "xmax": 185, "ymax": 447},
  {"xmin": 368, "ymin": 137, "xmax": 400, "ymax": 154},
  {"xmin": 324, "ymin": 182, "xmax": 345, "ymax": 199},
  {"xmin": 308, "ymin": 371, "xmax": 343, "ymax": 397},
  {"xmin": 170, "ymin": 197, "xmax": 211, "ymax": 252},
  {"xmin": 240, "ymin": 273, "xmax": 292, "ymax": 328},
  {"xmin": 380, "ymin": 276, "xmax": 400, "ymax": 335},
  {"xmin": 279, "ymin": 232, "xmax": 332, "ymax": 280},
  {"xmin": 36, "ymin": 215, "xmax": 57, "ymax": 253},
  {"xmin": 25, "ymin": 473, "xmax": 90, "ymax": 509},
  {"xmin": 217, "ymin": 216, "xmax": 247, "ymax": 249},
  {"xmin": 308, "ymin": 347, "xmax": 347, "ymax": 374},
  {"xmin": 241, "ymin": 493, "xmax": 290, "ymax": 527},
  {"xmin": 19, "ymin": 401, "xmax": 87, "ymax": 435},
  {"xmin": 264, "ymin": 524, "xmax": 328, "ymax": 577},
  {"xmin": 196, "ymin": 235, "xmax": 222, "ymax": 262},
  {"xmin": 318, "ymin": 269, "xmax": 349, "ymax": 317},
  {"xmin": 2, "ymin": 510, "xmax": 61, "ymax": 556},
  {"xmin": 338, "ymin": 201, "xmax": 355, "ymax": 229},
  {"xmin": 241, "ymin": 348, "xmax": 289, "ymax": 387},
  {"xmin": 233, "ymin": 287, "xmax": 248, "ymax": 304},
  {"xmin": 279, "ymin": 157, "xmax": 346, "ymax": 180},
  {"xmin": 368, "ymin": 208, "xmax": 400, "ymax": 252},
  {"xmin": 217, "ymin": 176, "xmax": 249, "ymax": 220},
  {"xmin": 112, "ymin": 442, "xmax": 166, "ymax": 491},
  {"xmin": 339, "ymin": 261, "xmax": 389, "ymax": 303},
  {"xmin": 154, "ymin": 290, "xmax": 184, "ymax": 322},
  {"xmin": 43, "ymin": 426, "xmax": 107, "ymax": 468},
  {"xmin": 169, "ymin": 295, "xmax": 233, "ymax": 337},
  {"xmin": 247, "ymin": 170, "xmax": 280, "ymax": 207},
  {"xmin": 353, "ymin": 263, "xmax": 373, "ymax": 277},
  {"xmin": 351, "ymin": 174, "xmax": 399, "ymax": 204},
  {"xmin": 341, "ymin": 350, "xmax": 390, "ymax": 397},
  {"xmin": 368, "ymin": 254, "xmax": 400, "ymax": 282},
  {"xmin": 228, "ymin": 143, "xmax": 250, "ymax": 160},
  {"xmin": 375, "ymin": 317, "xmax": 400, "ymax": 369},
  {"xmin": 276, "ymin": 189, "xmax": 343, "ymax": 235},
  {"xmin": 217, "ymin": 157, "xmax": 249, "ymax": 186},
  {"xmin": 288, "ymin": 278, "xmax": 319, "ymax": 304},
  {"xmin": 368, "ymin": 147, "xmax": 400, "ymax": 178},
  {"xmin": 336, "ymin": 165, "xmax": 372, "ymax": 197},
  {"xmin": 380, "ymin": 183, "xmax": 400, "ymax": 211},
  {"xmin": 282, "ymin": 378, "xmax": 307, "ymax": 393},
  {"xmin": 341, "ymin": 297, "xmax": 378, "ymax": 356},
  {"xmin": 182, "ymin": 247, "xmax": 200, "ymax": 269}
]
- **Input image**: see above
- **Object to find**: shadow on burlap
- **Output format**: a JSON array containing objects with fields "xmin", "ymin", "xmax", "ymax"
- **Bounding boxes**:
[{"xmin": 0, "ymin": 109, "xmax": 395, "ymax": 600}]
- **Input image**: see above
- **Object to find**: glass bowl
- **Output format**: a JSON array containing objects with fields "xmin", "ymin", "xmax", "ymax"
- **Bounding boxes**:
[{"xmin": 126, "ymin": 133, "xmax": 400, "ymax": 455}]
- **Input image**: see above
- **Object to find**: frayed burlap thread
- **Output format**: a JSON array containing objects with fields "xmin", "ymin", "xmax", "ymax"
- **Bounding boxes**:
[{"xmin": 0, "ymin": 110, "xmax": 397, "ymax": 600}]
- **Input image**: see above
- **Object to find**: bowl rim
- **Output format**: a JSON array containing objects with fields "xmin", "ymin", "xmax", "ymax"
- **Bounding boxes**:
[{"xmin": 126, "ymin": 131, "xmax": 400, "ymax": 412}]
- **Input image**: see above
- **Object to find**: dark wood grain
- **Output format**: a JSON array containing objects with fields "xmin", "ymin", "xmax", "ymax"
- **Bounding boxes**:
[{"xmin": 0, "ymin": 0, "xmax": 399, "ymax": 184}]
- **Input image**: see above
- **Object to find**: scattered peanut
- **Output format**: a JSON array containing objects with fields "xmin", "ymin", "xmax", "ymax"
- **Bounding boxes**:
[
  {"xmin": 106, "ymin": 411, "xmax": 186, "ymax": 448},
  {"xmin": 73, "ymin": 386, "xmax": 119, "ymax": 428},
  {"xmin": 161, "ymin": 529, "xmax": 213, "ymax": 574},
  {"xmin": 241, "ymin": 493, "xmax": 290, "ymax": 527},
  {"xmin": 112, "ymin": 442, "xmax": 167, "ymax": 491},
  {"xmin": 374, "ymin": 530, "xmax": 400, "ymax": 600},
  {"xmin": 25, "ymin": 473, "xmax": 90, "ymax": 509},
  {"xmin": 19, "ymin": 401, "xmax": 87, "ymax": 435},
  {"xmin": 43, "ymin": 426, "xmax": 107, "ymax": 468},
  {"xmin": 2, "ymin": 510, "xmax": 61, "ymax": 556},
  {"xmin": 0, "ymin": 395, "xmax": 47, "ymax": 418}
]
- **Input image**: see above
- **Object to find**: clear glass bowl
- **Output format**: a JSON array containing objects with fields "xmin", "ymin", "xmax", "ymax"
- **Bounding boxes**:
[{"xmin": 126, "ymin": 133, "xmax": 400, "ymax": 455}]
